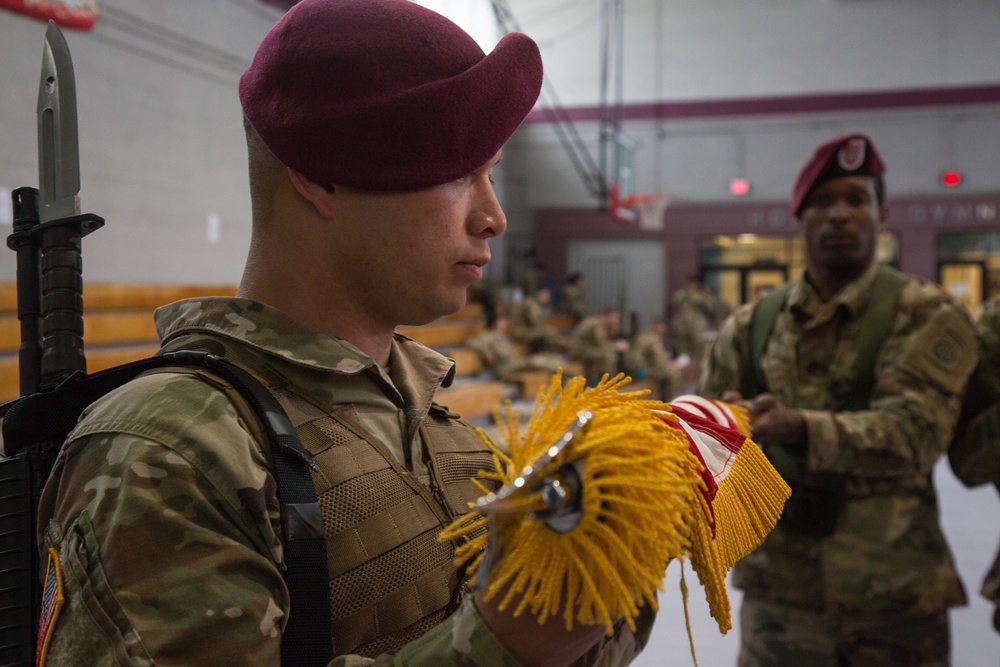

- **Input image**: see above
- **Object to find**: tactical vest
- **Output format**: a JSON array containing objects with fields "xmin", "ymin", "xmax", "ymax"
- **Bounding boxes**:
[{"xmin": 162, "ymin": 335, "xmax": 497, "ymax": 657}]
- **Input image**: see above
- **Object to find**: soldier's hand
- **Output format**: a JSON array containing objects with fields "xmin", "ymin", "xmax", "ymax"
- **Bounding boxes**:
[
  {"xmin": 475, "ymin": 589, "xmax": 606, "ymax": 666},
  {"xmin": 748, "ymin": 393, "xmax": 807, "ymax": 447},
  {"xmin": 721, "ymin": 390, "xmax": 753, "ymax": 414}
]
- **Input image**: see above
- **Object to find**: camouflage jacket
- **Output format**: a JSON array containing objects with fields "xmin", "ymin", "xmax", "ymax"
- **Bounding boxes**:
[
  {"xmin": 950, "ymin": 297, "xmax": 1000, "ymax": 605},
  {"xmin": 36, "ymin": 298, "xmax": 652, "ymax": 666},
  {"xmin": 465, "ymin": 329, "xmax": 518, "ymax": 378},
  {"xmin": 568, "ymin": 315, "xmax": 618, "ymax": 380},
  {"xmin": 670, "ymin": 287, "xmax": 712, "ymax": 334},
  {"xmin": 698, "ymin": 263, "xmax": 977, "ymax": 616},
  {"xmin": 465, "ymin": 329, "xmax": 561, "ymax": 382},
  {"xmin": 628, "ymin": 331, "xmax": 677, "ymax": 384},
  {"xmin": 559, "ymin": 283, "xmax": 589, "ymax": 320}
]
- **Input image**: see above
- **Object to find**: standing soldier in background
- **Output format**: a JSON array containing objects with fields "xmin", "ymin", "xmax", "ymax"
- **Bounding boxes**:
[
  {"xmin": 33, "ymin": 1, "xmax": 655, "ymax": 663},
  {"xmin": 948, "ymin": 296, "xmax": 1000, "ymax": 634},
  {"xmin": 560, "ymin": 272, "xmax": 590, "ymax": 324},
  {"xmin": 669, "ymin": 276, "xmax": 714, "ymax": 382},
  {"xmin": 569, "ymin": 308, "xmax": 627, "ymax": 384},
  {"xmin": 520, "ymin": 261, "xmax": 547, "ymax": 300},
  {"xmin": 627, "ymin": 318, "xmax": 680, "ymax": 401},
  {"xmin": 698, "ymin": 134, "xmax": 977, "ymax": 666}
]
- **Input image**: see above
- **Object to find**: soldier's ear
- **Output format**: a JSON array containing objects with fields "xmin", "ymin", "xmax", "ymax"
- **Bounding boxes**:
[{"xmin": 287, "ymin": 168, "xmax": 337, "ymax": 219}]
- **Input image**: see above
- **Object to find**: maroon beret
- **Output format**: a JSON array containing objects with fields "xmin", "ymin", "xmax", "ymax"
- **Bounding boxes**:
[
  {"xmin": 791, "ymin": 133, "xmax": 886, "ymax": 217},
  {"xmin": 239, "ymin": 0, "xmax": 543, "ymax": 191}
]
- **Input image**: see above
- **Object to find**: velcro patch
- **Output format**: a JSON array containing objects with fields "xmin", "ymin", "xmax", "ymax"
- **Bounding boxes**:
[{"xmin": 36, "ymin": 548, "xmax": 65, "ymax": 667}]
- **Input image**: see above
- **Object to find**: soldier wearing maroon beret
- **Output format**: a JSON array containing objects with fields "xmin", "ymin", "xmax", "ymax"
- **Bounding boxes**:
[
  {"xmin": 699, "ymin": 134, "xmax": 977, "ymax": 665},
  {"xmin": 37, "ymin": 0, "xmax": 656, "ymax": 665}
]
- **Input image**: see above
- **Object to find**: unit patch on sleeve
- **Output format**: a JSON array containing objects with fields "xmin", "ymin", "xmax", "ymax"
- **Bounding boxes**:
[{"xmin": 36, "ymin": 548, "xmax": 65, "ymax": 667}]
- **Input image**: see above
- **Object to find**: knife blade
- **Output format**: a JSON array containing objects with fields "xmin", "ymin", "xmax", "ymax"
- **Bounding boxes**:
[{"xmin": 37, "ymin": 20, "xmax": 80, "ymax": 224}]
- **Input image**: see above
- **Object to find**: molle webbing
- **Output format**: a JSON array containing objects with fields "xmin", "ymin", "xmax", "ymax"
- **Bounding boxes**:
[
  {"xmin": 281, "ymin": 393, "xmax": 495, "ymax": 656},
  {"xmin": 161, "ymin": 332, "xmax": 496, "ymax": 657}
]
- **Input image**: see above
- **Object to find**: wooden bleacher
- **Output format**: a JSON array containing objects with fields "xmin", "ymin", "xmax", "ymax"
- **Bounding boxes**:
[
  {"xmin": 0, "ymin": 284, "xmax": 521, "ymax": 420},
  {"xmin": 0, "ymin": 283, "xmax": 239, "ymax": 403}
]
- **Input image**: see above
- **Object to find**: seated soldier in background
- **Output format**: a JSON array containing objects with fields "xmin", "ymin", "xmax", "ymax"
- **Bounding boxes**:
[
  {"xmin": 466, "ymin": 315, "xmax": 564, "ymax": 382},
  {"xmin": 569, "ymin": 308, "xmax": 628, "ymax": 384},
  {"xmin": 510, "ymin": 286, "xmax": 565, "ymax": 353}
]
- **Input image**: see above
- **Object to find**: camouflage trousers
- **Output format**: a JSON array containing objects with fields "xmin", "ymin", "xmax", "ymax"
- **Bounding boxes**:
[{"xmin": 738, "ymin": 597, "xmax": 950, "ymax": 667}]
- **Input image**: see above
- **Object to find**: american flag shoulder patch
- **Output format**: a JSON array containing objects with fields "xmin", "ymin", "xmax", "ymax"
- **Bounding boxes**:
[{"xmin": 36, "ymin": 547, "xmax": 65, "ymax": 667}]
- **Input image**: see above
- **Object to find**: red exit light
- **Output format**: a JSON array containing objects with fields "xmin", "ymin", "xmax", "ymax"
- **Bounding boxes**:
[
  {"xmin": 729, "ymin": 178, "xmax": 751, "ymax": 196},
  {"xmin": 941, "ymin": 170, "xmax": 962, "ymax": 187}
]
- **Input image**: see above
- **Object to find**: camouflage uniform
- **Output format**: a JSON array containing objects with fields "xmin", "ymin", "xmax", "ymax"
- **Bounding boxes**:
[
  {"xmin": 37, "ymin": 298, "xmax": 653, "ymax": 666},
  {"xmin": 509, "ymin": 297, "xmax": 564, "ymax": 354},
  {"xmin": 559, "ymin": 282, "xmax": 589, "ymax": 322},
  {"xmin": 698, "ymin": 263, "xmax": 978, "ymax": 665},
  {"xmin": 948, "ymin": 297, "xmax": 1000, "ymax": 626},
  {"xmin": 669, "ymin": 285, "xmax": 713, "ymax": 363},
  {"xmin": 627, "ymin": 331, "xmax": 680, "ymax": 401},
  {"xmin": 569, "ymin": 315, "xmax": 619, "ymax": 384},
  {"xmin": 465, "ymin": 328, "xmax": 563, "ymax": 381}
]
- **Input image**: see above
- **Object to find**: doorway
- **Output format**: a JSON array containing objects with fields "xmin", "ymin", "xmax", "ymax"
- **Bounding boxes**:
[{"xmin": 939, "ymin": 261, "xmax": 987, "ymax": 317}]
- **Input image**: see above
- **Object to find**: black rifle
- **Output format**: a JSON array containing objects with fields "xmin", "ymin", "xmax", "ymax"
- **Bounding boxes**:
[
  {"xmin": 0, "ymin": 22, "xmax": 330, "ymax": 667},
  {"xmin": 0, "ymin": 20, "xmax": 106, "ymax": 663}
]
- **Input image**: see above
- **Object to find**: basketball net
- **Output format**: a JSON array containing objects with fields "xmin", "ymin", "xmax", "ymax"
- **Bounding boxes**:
[
  {"xmin": 608, "ymin": 183, "xmax": 669, "ymax": 230},
  {"xmin": 632, "ymin": 193, "xmax": 670, "ymax": 231}
]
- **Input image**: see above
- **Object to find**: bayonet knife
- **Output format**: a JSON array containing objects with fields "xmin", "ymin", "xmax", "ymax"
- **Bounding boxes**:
[{"xmin": 37, "ymin": 20, "xmax": 80, "ymax": 225}]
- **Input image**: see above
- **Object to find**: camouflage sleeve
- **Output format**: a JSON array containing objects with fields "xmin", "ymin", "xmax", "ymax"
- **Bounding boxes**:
[
  {"xmin": 949, "ymin": 298, "xmax": 1000, "ymax": 486},
  {"xmin": 805, "ymin": 288, "xmax": 979, "ymax": 477},
  {"xmin": 697, "ymin": 304, "xmax": 754, "ymax": 398},
  {"xmin": 37, "ymin": 373, "xmax": 289, "ymax": 665}
]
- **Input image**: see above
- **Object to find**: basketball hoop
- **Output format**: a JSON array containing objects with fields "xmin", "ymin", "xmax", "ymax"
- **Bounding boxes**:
[{"xmin": 628, "ymin": 193, "xmax": 670, "ymax": 231}]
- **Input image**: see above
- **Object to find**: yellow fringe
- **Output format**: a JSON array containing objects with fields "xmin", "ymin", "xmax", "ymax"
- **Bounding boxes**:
[
  {"xmin": 439, "ymin": 371, "xmax": 790, "ymax": 639},
  {"xmin": 679, "ymin": 560, "xmax": 699, "ymax": 667},
  {"xmin": 712, "ymin": 441, "xmax": 791, "ymax": 571}
]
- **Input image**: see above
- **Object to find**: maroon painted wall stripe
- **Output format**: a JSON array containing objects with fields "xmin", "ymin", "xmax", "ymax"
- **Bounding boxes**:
[{"xmin": 524, "ymin": 84, "xmax": 1000, "ymax": 124}]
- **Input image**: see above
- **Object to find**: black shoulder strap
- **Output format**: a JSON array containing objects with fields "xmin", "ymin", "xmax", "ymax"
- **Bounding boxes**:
[{"xmin": 1, "ymin": 350, "xmax": 332, "ymax": 667}]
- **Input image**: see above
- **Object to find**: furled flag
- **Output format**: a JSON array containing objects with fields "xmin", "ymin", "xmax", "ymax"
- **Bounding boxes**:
[{"xmin": 440, "ymin": 372, "xmax": 790, "ymax": 645}]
